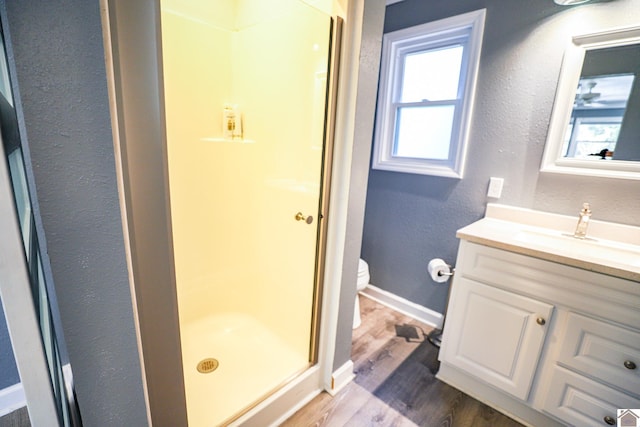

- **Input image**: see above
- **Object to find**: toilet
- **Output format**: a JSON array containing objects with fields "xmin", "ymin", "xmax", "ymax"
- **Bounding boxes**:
[{"xmin": 353, "ymin": 258, "xmax": 370, "ymax": 329}]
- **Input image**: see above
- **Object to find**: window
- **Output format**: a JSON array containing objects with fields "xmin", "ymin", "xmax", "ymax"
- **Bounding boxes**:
[{"xmin": 372, "ymin": 10, "xmax": 486, "ymax": 178}]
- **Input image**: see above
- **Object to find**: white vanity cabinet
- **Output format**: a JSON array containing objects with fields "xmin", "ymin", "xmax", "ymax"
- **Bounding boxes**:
[{"xmin": 438, "ymin": 239, "xmax": 640, "ymax": 427}]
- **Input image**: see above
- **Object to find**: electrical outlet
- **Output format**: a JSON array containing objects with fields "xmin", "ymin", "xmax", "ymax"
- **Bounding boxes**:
[{"xmin": 487, "ymin": 177, "xmax": 504, "ymax": 199}]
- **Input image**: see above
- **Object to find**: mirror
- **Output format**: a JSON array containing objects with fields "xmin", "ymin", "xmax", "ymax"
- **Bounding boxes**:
[{"xmin": 541, "ymin": 25, "xmax": 640, "ymax": 180}]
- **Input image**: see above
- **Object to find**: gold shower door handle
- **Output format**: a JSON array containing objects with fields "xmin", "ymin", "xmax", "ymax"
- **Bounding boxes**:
[{"xmin": 295, "ymin": 212, "xmax": 314, "ymax": 224}]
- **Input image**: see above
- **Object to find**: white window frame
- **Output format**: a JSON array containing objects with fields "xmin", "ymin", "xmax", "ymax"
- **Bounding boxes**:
[{"xmin": 372, "ymin": 9, "xmax": 486, "ymax": 178}]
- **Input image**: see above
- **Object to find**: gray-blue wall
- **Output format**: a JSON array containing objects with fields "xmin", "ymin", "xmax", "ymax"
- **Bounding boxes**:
[
  {"xmin": 0, "ymin": 302, "xmax": 19, "ymax": 389},
  {"xmin": 361, "ymin": 0, "xmax": 640, "ymax": 315},
  {"xmin": 0, "ymin": 0, "xmax": 148, "ymax": 424}
]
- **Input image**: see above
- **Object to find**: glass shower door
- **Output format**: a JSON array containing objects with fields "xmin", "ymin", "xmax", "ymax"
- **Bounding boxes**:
[{"xmin": 160, "ymin": 1, "xmax": 335, "ymax": 424}]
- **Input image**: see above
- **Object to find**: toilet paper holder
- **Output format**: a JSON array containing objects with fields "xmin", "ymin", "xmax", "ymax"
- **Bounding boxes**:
[
  {"xmin": 427, "ymin": 258, "xmax": 454, "ymax": 283},
  {"xmin": 426, "ymin": 258, "xmax": 455, "ymax": 351}
]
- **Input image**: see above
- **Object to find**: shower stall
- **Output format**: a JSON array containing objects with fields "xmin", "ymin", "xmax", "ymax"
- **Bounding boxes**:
[{"xmin": 159, "ymin": 0, "xmax": 337, "ymax": 424}]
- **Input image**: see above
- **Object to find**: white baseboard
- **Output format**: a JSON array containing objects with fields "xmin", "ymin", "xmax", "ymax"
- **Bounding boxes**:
[
  {"xmin": 0, "ymin": 383, "xmax": 26, "ymax": 417},
  {"xmin": 328, "ymin": 359, "xmax": 355, "ymax": 396},
  {"xmin": 361, "ymin": 284, "xmax": 444, "ymax": 329}
]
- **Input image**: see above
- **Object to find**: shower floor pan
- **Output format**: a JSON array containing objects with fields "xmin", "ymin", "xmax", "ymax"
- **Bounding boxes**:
[{"xmin": 181, "ymin": 313, "xmax": 309, "ymax": 426}]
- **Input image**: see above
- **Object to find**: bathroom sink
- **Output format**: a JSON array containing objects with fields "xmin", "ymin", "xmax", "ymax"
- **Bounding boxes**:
[
  {"xmin": 456, "ymin": 204, "xmax": 640, "ymax": 281},
  {"xmin": 513, "ymin": 228, "xmax": 640, "ymax": 268}
]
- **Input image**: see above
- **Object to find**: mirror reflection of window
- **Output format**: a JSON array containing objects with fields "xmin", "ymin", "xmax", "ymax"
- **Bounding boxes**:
[{"xmin": 563, "ymin": 74, "xmax": 635, "ymax": 159}]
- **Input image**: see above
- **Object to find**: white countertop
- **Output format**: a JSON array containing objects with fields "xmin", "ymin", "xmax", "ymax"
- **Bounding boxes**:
[{"xmin": 456, "ymin": 204, "xmax": 640, "ymax": 282}]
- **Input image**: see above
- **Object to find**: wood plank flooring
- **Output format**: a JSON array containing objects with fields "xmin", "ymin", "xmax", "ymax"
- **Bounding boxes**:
[
  {"xmin": 281, "ymin": 295, "xmax": 524, "ymax": 427},
  {"xmin": 0, "ymin": 407, "xmax": 30, "ymax": 427}
]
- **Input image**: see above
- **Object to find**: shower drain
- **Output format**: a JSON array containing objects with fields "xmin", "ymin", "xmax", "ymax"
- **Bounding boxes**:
[{"xmin": 197, "ymin": 358, "xmax": 219, "ymax": 373}]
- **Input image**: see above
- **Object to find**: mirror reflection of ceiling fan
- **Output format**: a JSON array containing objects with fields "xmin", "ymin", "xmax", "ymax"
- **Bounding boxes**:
[
  {"xmin": 572, "ymin": 74, "xmax": 635, "ymax": 109},
  {"xmin": 574, "ymin": 81, "xmax": 603, "ymax": 106}
]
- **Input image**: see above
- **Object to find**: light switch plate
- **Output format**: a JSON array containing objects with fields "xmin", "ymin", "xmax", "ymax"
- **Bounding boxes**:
[{"xmin": 488, "ymin": 177, "xmax": 504, "ymax": 199}]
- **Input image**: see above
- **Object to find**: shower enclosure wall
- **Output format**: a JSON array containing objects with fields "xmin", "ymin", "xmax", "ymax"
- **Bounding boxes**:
[{"xmin": 160, "ymin": 1, "xmax": 336, "ymax": 424}]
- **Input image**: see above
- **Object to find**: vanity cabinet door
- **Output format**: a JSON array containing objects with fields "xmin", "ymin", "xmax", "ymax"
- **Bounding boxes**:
[{"xmin": 440, "ymin": 277, "xmax": 553, "ymax": 401}]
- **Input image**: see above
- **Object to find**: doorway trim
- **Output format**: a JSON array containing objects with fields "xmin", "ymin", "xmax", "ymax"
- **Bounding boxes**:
[{"xmin": 101, "ymin": 0, "xmax": 184, "ymax": 425}]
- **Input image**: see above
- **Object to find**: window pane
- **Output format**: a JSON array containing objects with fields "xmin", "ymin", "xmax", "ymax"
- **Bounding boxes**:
[
  {"xmin": 400, "ymin": 45, "xmax": 464, "ymax": 103},
  {"xmin": 394, "ymin": 105, "xmax": 455, "ymax": 159}
]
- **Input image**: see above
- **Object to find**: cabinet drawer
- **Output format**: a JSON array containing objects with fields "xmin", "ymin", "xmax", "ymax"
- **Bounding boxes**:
[
  {"xmin": 457, "ymin": 242, "xmax": 640, "ymax": 330},
  {"xmin": 543, "ymin": 365, "xmax": 640, "ymax": 427},
  {"xmin": 558, "ymin": 312, "xmax": 640, "ymax": 397}
]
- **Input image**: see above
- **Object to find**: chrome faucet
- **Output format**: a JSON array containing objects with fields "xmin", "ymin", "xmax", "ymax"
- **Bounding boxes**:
[{"xmin": 574, "ymin": 202, "xmax": 592, "ymax": 239}]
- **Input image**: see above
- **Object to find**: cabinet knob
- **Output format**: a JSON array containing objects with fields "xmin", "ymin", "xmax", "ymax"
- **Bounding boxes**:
[
  {"xmin": 624, "ymin": 360, "xmax": 637, "ymax": 370},
  {"xmin": 604, "ymin": 415, "xmax": 615, "ymax": 425},
  {"xmin": 536, "ymin": 317, "xmax": 546, "ymax": 326}
]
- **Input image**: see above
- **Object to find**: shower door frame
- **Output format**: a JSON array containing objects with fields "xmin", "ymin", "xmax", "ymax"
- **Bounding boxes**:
[
  {"xmin": 101, "ymin": 0, "xmax": 365, "ymax": 425},
  {"xmin": 309, "ymin": 14, "xmax": 342, "ymax": 366}
]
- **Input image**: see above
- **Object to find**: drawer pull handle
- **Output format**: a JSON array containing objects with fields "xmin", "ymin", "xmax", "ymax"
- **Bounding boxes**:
[
  {"xmin": 624, "ymin": 360, "xmax": 637, "ymax": 370},
  {"xmin": 536, "ymin": 317, "xmax": 546, "ymax": 326},
  {"xmin": 604, "ymin": 415, "xmax": 615, "ymax": 425}
]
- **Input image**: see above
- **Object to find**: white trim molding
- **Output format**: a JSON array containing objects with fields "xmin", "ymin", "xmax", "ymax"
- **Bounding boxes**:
[
  {"xmin": 0, "ymin": 383, "xmax": 26, "ymax": 417},
  {"xmin": 361, "ymin": 284, "xmax": 444, "ymax": 329},
  {"xmin": 328, "ymin": 360, "xmax": 356, "ymax": 396}
]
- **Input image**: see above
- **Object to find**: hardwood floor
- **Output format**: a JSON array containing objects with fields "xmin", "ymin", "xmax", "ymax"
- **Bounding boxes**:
[
  {"xmin": 0, "ymin": 407, "xmax": 30, "ymax": 427},
  {"xmin": 281, "ymin": 295, "xmax": 524, "ymax": 427}
]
